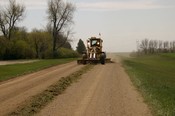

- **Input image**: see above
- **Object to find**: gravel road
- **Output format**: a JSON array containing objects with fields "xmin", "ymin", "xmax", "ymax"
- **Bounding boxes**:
[
  {"xmin": 38, "ymin": 54, "xmax": 152, "ymax": 116},
  {"xmin": 0, "ymin": 62, "xmax": 84, "ymax": 116},
  {"xmin": 0, "ymin": 60, "xmax": 39, "ymax": 66}
]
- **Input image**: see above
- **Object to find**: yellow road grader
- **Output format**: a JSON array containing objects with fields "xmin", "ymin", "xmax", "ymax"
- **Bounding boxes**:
[{"xmin": 77, "ymin": 37, "xmax": 111, "ymax": 64}]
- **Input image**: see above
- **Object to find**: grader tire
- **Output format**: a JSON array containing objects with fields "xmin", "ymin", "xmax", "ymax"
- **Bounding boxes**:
[
  {"xmin": 100, "ymin": 56, "xmax": 105, "ymax": 65},
  {"xmin": 83, "ymin": 60, "xmax": 87, "ymax": 65}
]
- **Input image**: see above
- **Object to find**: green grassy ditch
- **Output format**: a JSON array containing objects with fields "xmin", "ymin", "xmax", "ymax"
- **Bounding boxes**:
[
  {"xmin": 9, "ymin": 64, "xmax": 93, "ymax": 116},
  {"xmin": 123, "ymin": 53, "xmax": 175, "ymax": 116},
  {"xmin": 0, "ymin": 58, "xmax": 76, "ymax": 82}
]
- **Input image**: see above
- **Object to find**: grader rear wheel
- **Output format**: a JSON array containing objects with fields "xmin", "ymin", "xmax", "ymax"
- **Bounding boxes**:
[{"xmin": 100, "ymin": 56, "xmax": 105, "ymax": 65}]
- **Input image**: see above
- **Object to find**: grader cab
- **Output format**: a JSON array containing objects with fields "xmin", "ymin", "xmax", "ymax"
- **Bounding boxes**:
[{"xmin": 77, "ymin": 37, "xmax": 111, "ymax": 64}]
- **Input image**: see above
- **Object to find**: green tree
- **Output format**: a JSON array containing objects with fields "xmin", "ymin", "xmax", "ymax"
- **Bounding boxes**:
[
  {"xmin": 76, "ymin": 39, "xmax": 86, "ymax": 54},
  {"xmin": 0, "ymin": 36, "xmax": 6, "ymax": 59},
  {"xmin": 28, "ymin": 29, "xmax": 51, "ymax": 59},
  {"xmin": 13, "ymin": 27, "xmax": 28, "ymax": 40},
  {"xmin": 63, "ymin": 41, "xmax": 72, "ymax": 49},
  {"xmin": 13, "ymin": 40, "xmax": 33, "ymax": 59}
]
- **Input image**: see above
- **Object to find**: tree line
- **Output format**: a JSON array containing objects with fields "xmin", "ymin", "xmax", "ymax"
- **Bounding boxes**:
[
  {"xmin": 0, "ymin": 0, "xmax": 80, "ymax": 60},
  {"xmin": 138, "ymin": 39, "xmax": 175, "ymax": 54}
]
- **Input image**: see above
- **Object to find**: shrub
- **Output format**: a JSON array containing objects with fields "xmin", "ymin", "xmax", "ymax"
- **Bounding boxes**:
[
  {"xmin": 13, "ymin": 40, "xmax": 35, "ymax": 59},
  {"xmin": 57, "ymin": 48, "xmax": 79, "ymax": 58}
]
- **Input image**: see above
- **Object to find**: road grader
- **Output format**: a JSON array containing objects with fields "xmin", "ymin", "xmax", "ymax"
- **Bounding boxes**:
[{"xmin": 77, "ymin": 37, "xmax": 111, "ymax": 64}]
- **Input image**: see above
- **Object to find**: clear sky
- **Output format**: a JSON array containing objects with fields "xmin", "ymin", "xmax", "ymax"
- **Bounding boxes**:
[{"xmin": 0, "ymin": 0, "xmax": 175, "ymax": 52}]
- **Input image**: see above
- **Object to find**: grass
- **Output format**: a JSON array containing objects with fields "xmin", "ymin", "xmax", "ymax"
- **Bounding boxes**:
[
  {"xmin": 0, "ymin": 58, "xmax": 76, "ymax": 82},
  {"xmin": 123, "ymin": 53, "xmax": 175, "ymax": 116},
  {"xmin": 9, "ymin": 65, "xmax": 93, "ymax": 116}
]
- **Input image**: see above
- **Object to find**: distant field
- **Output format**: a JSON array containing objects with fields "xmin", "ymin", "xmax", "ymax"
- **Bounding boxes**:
[
  {"xmin": 0, "ymin": 58, "xmax": 76, "ymax": 82},
  {"xmin": 123, "ymin": 53, "xmax": 175, "ymax": 116}
]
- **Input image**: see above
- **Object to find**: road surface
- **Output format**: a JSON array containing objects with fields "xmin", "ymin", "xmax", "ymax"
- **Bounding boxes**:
[
  {"xmin": 0, "ymin": 54, "xmax": 151, "ymax": 116},
  {"xmin": 38, "ymin": 54, "xmax": 152, "ymax": 116},
  {"xmin": 0, "ymin": 60, "xmax": 39, "ymax": 66},
  {"xmin": 0, "ymin": 61, "xmax": 84, "ymax": 116}
]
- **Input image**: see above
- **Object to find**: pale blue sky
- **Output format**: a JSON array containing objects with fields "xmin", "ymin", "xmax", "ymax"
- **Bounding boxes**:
[{"xmin": 0, "ymin": 0, "xmax": 175, "ymax": 52}]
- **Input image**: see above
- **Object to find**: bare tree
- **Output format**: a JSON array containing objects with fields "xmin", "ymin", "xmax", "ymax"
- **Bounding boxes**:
[
  {"xmin": 173, "ymin": 41, "xmax": 175, "ymax": 52},
  {"xmin": 148, "ymin": 40, "xmax": 154, "ymax": 53},
  {"xmin": 153, "ymin": 40, "xmax": 158, "ymax": 53},
  {"xmin": 0, "ymin": 0, "xmax": 25, "ymax": 40},
  {"xmin": 170, "ymin": 41, "xmax": 173, "ymax": 52},
  {"xmin": 158, "ymin": 40, "xmax": 163, "ymax": 53},
  {"xmin": 55, "ymin": 30, "xmax": 72, "ymax": 49},
  {"xmin": 163, "ymin": 41, "xmax": 169, "ymax": 52},
  {"xmin": 138, "ymin": 39, "xmax": 175, "ymax": 54},
  {"xmin": 47, "ymin": 0, "xmax": 76, "ymax": 57},
  {"xmin": 140, "ymin": 38, "xmax": 149, "ymax": 54}
]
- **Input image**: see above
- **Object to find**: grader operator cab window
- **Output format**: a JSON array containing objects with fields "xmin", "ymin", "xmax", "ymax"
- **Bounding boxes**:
[{"xmin": 91, "ymin": 39, "xmax": 100, "ymax": 47}]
